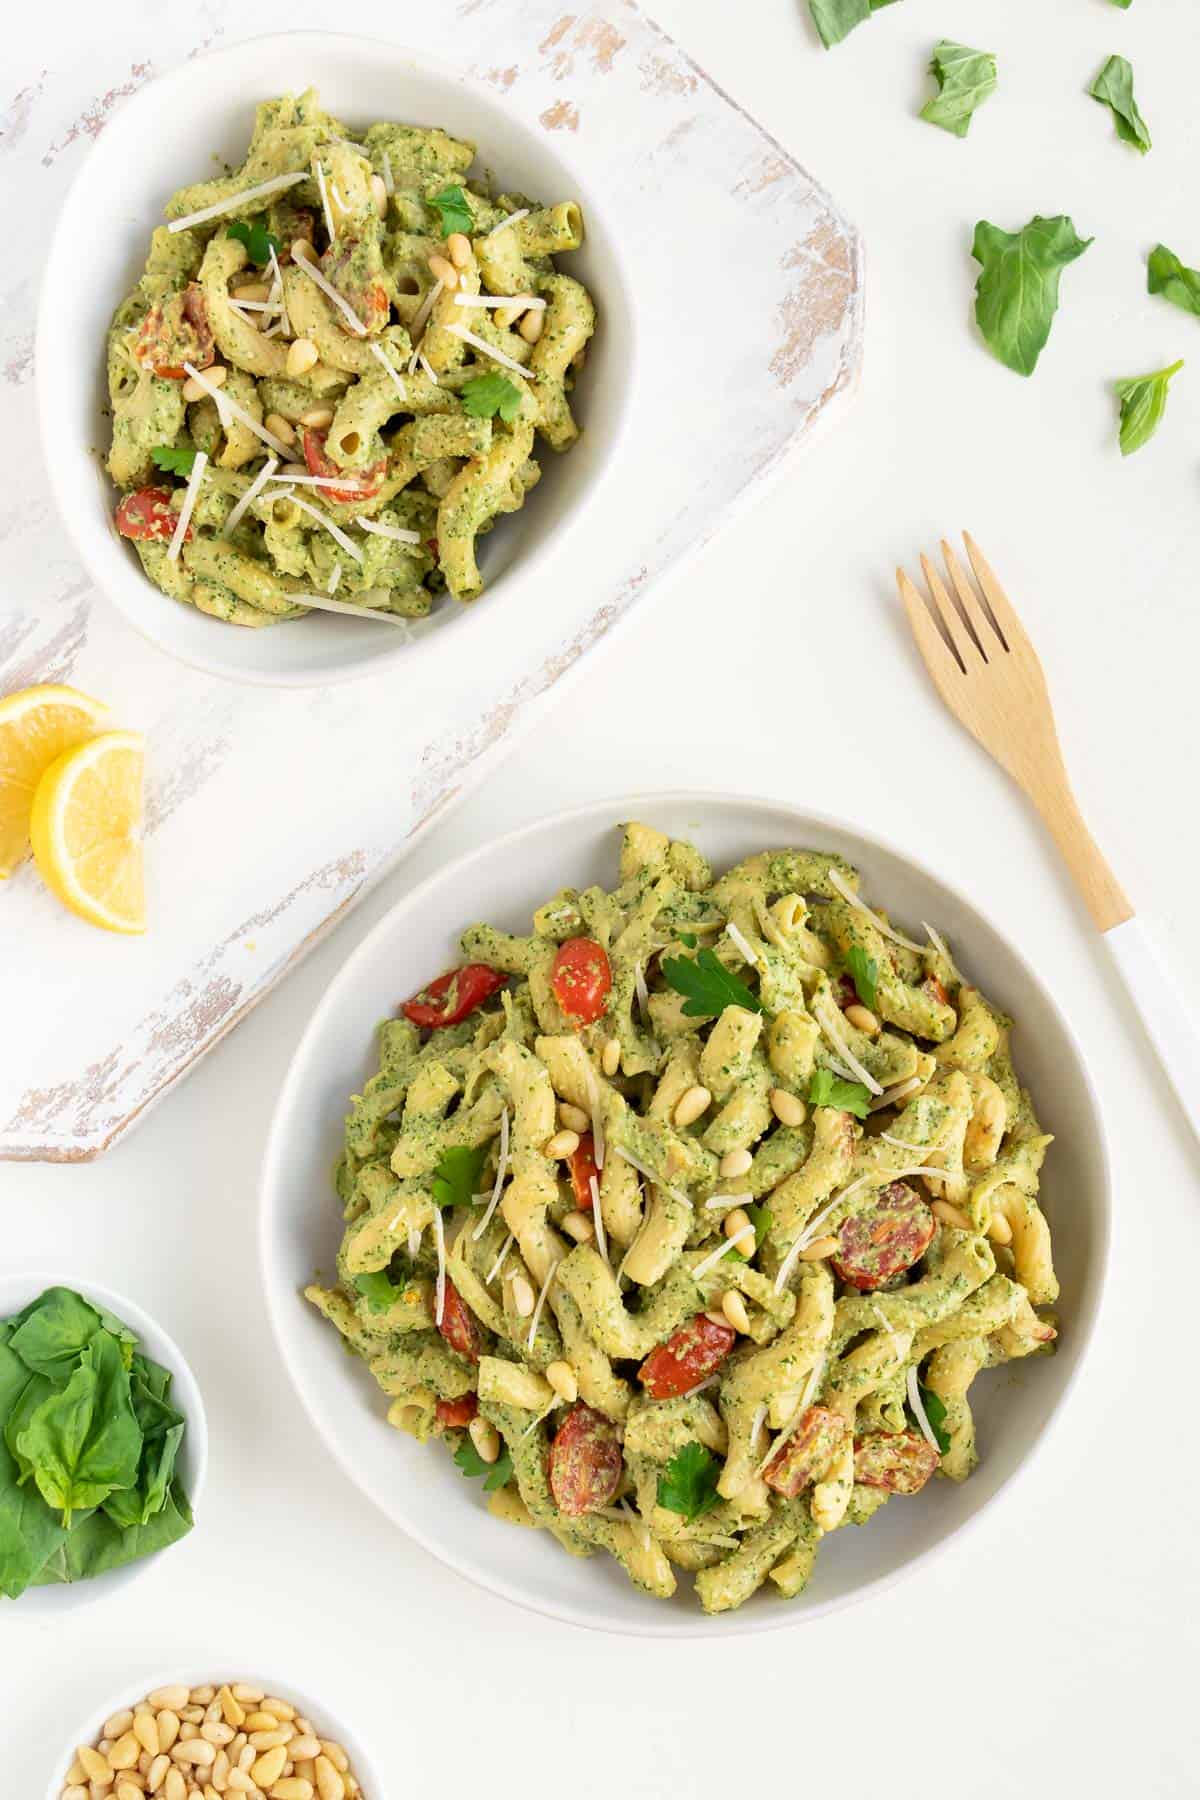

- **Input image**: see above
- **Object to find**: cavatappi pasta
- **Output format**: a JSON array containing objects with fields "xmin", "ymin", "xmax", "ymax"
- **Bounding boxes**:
[
  {"xmin": 307, "ymin": 824, "xmax": 1059, "ymax": 1613},
  {"xmin": 105, "ymin": 89, "xmax": 595, "ymax": 628}
]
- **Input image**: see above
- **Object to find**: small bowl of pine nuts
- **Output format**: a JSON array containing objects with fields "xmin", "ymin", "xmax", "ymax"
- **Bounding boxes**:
[{"xmin": 47, "ymin": 1674, "xmax": 381, "ymax": 1800}]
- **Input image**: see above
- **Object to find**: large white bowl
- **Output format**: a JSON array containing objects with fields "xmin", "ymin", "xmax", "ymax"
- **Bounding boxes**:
[
  {"xmin": 37, "ymin": 32, "xmax": 635, "ymax": 687},
  {"xmin": 45, "ymin": 1667, "xmax": 382, "ymax": 1800},
  {"xmin": 259, "ymin": 792, "xmax": 1110, "ymax": 1637},
  {"xmin": 0, "ymin": 1271, "xmax": 208, "ymax": 1615}
]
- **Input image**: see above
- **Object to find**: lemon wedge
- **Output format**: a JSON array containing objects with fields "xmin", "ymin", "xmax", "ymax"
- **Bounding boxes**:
[
  {"xmin": 0, "ymin": 683, "xmax": 110, "ymax": 876},
  {"xmin": 30, "ymin": 730, "xmax": 146, "ymax": 934}
]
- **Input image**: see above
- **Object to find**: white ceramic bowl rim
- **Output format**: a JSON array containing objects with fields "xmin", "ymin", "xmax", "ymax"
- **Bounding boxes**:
[{"xmin": 258, "ymin": 788, "xmax": 1112, "ymax": 1639}]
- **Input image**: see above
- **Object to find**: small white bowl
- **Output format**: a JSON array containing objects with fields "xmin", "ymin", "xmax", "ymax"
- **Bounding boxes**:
[
  {"xmin": 259, "ymin": 790, "xmax": 1111, "ymax": 1637},
  {"xmin": 37, "ymin": 32, "xmax": 635, "ymax": 687},
  {"xmin": 45, "ymin": 1668, "xmax": 382, "ymax": 1800},
  {"xmin": 0, "ymin": 1271, "xmax": 208, "ymax": 1615}
]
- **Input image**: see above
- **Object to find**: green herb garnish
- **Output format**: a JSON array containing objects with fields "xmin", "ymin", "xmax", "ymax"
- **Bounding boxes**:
[
  {"xmin": 656, "ymin": 1441, "xmax": 721, "ymax": 1521},
  {"xmin": 1114, "ymin": 360, "xmax": 1183, "ymax": 456},
  {"xmin": 454, "ymin": 1437, "xmax": 514, "ymax": 1491},
  {"xmin": 920, "ymin": 40, "xmax": 997, "ymax": 138},
  {"xmin": 430, "ymin": 184, "xmax": 473, "ymax": 238},
  {"xmin": 844, "ymin": 947, "xmax": 879, "ymax": 1012},
  {"xmin": 677, "ymin": 931, "xmax": 699, "ymax": 949},
  {"xmin": 1089, "ymin": 55, "xmax": 1151, "ymax": 153},
  {"xmin": 432, "ymin": 1143, "xmax": 489, "ymax": 1210},
  {"xmin": 916, "ymin": 1383, "xmax": 951, "ymax": 1454},
  {"xmin": 461, "ymin": 373, "xmax": 523, "ymax": 423},
  {"xmin": 226, "ymin": 219, "xmax": 281, "ymax": 266},
  {"xmin": 972, "ymin": 215, "xmax": 1093, "ymax": 377},
  {"xmin": 353, "ymin": 1271, "xmax": 404, "ymax": 1314},
  {"xmin": 1148, "ymin": 244, "xmax": 1200, "ymax": 319},
  {"xmin": 151, "ymin": 444, "xmax": 198, "ymax": 477},
  {"xmin": 808, "ymin": 1069, "xmax": 872, "ymax": 1120},
  {"xmin": 808, "ymin": 0, "xmax": 901, "ymax": 51},
  {"xmin": 659, "ymin": 948, "xmax": 762, "ymax": 1019}
]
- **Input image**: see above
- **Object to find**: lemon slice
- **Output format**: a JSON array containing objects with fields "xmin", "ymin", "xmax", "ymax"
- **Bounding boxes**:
[
  {"xmin": 0, "ymin": 683, "xmax": 110, "ymax": 876},
  {"xmin": 30, "ymin": 731, "xmax": 147, "ymax": 934}
]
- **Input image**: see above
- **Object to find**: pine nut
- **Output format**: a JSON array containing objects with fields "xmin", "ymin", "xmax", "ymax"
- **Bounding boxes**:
[
  {"xmin": 174, "ymin": 1740, "xmax": 217, "ymax": 1766},
  {"xmin": 251, "ymin": 1750, "xmax": 287, "ymax": 1790},
  {"xmin": 183, "ymin": 364, "xmax": 226, "ymax": 402},
  {"xmin": 298, "ymin": 406, "xmax": 334, "ymax": 429},
  {"xmin": 249, "ymin": 1729, "xmax": 291, "ymax": 1751},
  {"xmin": 560, "ymin": 1209, "xmax": 594, "ymax": 1244},
  {"xmin": 134, "ymin": 1716, "xmax": 160, "ymax": 1758},
  {"xmin": 179, "ymin": 1721, "xmax": 199, "ymax": 1739},
  {"xmin": 288, "ymin": 1739, "xmax": 321, "ymax": 1763},
  {"xmin": 67, "ymin": 1760, "xmax": 88, "ymax": 1784},
  {"xmin": 601, "ymin": 1037, "xmax": 621, "ymax": 1077},
  {"xmin": 468, "ymin": 1415, "xmax": 501, "ymax": 1463},
  {"xmin": 80, "ymin": 1749, "xmax": 113, "ymax": 1782},
  {"xmin": 519, "ymin": 309, "xmax": 544, "ymax": 344},
  {"xmin": 545, "ymin": 1128, "xmax": 580, "ymax": 1158},
  {"xmin": 511, "ymin": 1275, "xmax": 536, "ymax": 1317},
  {"xmin": 202, "ymin": 1723, "xmax": 235, "ymax": 1745},
  {"xmin": 148, "ymin": 1754, "xmax": 170, "ymax": 1792},
  {"xmin": 495, "ymin": 301, "xmax": 523, "ymax": 329},
  {"xmin": 191, "ymin": 1688, "xmax": 217, "ymax": 1705},
  {"xmin": 545, "ymin": 1360, "xmax": 578, "ymax": 1403},
  {"xmin": 232, "ymin": 1688, "xmax": 264, "ymax": 1705},
  {"xmin": 232, "ymin": 282, "xmax": 270, "ymax": 303},
  {"xmin": 181, "ymin": 1707, "xmax": 205, "ymax": 1723},
  {"xmin": 427, "ymin": 253, "xmax": 458, "ymax": 288},
  {"xmin": 721, "ymin": 1290, "xmax": 752, "ymax": 1334},
  {"xmin": 987, "ymin": 1211, "xmax": 1013, "ymax": 1246},
  {"xmin": 262, "ymin": 1702, "xmax": 296, "ymax": 1723},
  {"xmin": 315, "ymin": 1759, "xmax": 346, "ymax": 1800},
  {"xmin": 271, "ymin": 1782, "xmax": 315, "ymax": 1800},
  {"xmin": 932, "ymin": 1199, "xmax": 972, "ymax": 1232},
  {"xmin": 218, "ymin": 1691, "xmax": 245, "ymax": 1730},
  {"xmin": 165, "ymin": 1772, "xmax": 186, "ymax": 1800},
  {"xmin": 770, "ymin": 1088, "xmax": 807, "ymax": 1128},
  {"xmin": 318, "ymin": 1746, "xmax": 349, "ymax": 1775},
  {"xmin": 719, "ymin": 1147, "xmax": 753, "ymax": 1179},
  {"xmin": 286, "ymin": 338, "xmax": 319, "ymax": 378},
  {"xmin": 446, "ymin": 231, "xmax": 472, "ymax": 269},
  {"xmin": 243, "ymin": 1716, "xmax": 281, "ymax": 1734},
  {"xmin": 724, "ymin": 1206, "xmax": 752, "ymax": 1242},
  {"xmin": 370, "ymin": 173, "xmax": 388, "ymax": 218},
  {"xmin": 213, "ymin": 1749, "xmax": 230, "ymax": 1786},
  {"xmin": 64, "ymin": 1789, "xmax": 88, "ymax": 1800},
  {"xmin": 106, "ymin": 1714, "xmax": 136, "ymax": 1741},
  {"xmin": 157, "ymin": 1715, "xmax": 181, "ymax": 1752},
  {"xmin": 674, "ymin": 1084, "xmax": 712, "ymax": 1128},
  {"xmin": 226, "ymin": 1777, "xmax": 254, "ymax": 1795},
  {"xmin": 844, "ymin": 1002, "xmax": 881, "ymax": 1037},
  {"xmin": 558, "ymin": 1102, "xmax": 589, "ymax": 1133},
  {"xmin": 111, "ymin": 1734, "xmax": 141, "ymax": 1770},
  {"xmin": 290, "ymin": 241, "xmax": 315, "ymax": 267},
  {"xmin": 799, "ymin": 1235, "xmax": 839, "ymax": 1261},
  {"xmin": 117, "ymin": 1786, "xmax": 143, "ymax": 1800}
]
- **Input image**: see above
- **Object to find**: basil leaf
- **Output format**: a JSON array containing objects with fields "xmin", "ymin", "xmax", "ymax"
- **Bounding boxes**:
[
  {"xmin": 1089, "ymin": 55, "xmax": 1151, "ymax": 153},
  {"xmin": 7, "ymin": 1286, "xmax": 129, "ymax": 1380},
  {"xmin": 33, "ymin": 1478, "xmax": 193, "ymax": 1585},
  {"xmin": 844, "ymin": 947, "xmax": 879, "ymax": 1012},
  {"xmin": 921, "ymin": 41, "xmax": 998, "ymax": 138},
  {"xmin": 4, "ymin": 1371, "xmax": 57, "ymax": 1485},
  {"xmin": 1148, "ymin": 244, "xmax": 1200, "ymax": 319},
  {"xmin": 916, "ymin": 1383, "xmax": 951, "ymax": 1454},
  {"xmin": 353, "ymin": 1270, "xmax": 404, "ymax": 1314},
  {"xmin": 0, "ymin": 1330, "xmax": 66, "ymax": 1598},
  {"xmin": 809, "ymin": 0, "xmax": 900, "ymax": 50},
  {"xmin": 432, "ymin": 1143, "xmax": 489, "ymax": 1210},
  {"xmin": 972, "ymin": 215, "xmax": 1093, "ymax": 376},
  {"xmin": 1114, "ymin": 360, "xmax": 1183, "ymax": 456},
  {"xmin": 16, "ymin": 1331, "xmax": 141, "ymax": 1526}
]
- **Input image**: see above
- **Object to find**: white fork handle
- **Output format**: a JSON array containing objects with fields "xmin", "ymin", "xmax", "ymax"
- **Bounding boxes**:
[{"xmin": 1104, "ymin": 917, "xmax": 1200, "ymax": 1141}]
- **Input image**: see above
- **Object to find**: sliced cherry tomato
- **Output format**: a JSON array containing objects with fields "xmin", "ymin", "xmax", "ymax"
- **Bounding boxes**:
[
  {"xmin": 115, "ymin": 486, "xmax": 184, "ymax": 544},
  {"xmin": 550, "ymin": 937, "xmax": 612, "ymax": 1024},
  {"xmin": 638, "ymin": 1314, "xmax": 736, "ymax": 1401},
  {"xmin": 548, "ymin": 1403, "xmax": 623, "ymax": 1517},
  {"xmin": 568, "ymin": 1132, "xmax": 599, "ymax": 1211},
  {"xmin": 762, "ymin": 1405, "xmax": 848, "ymax": 1498},
  {"xmin": 435, "ymin": 1393, "xmax": 478, "ymax": 1430},
  {"xmin": 401, "ymin": 963, "xmax": 506, "ymax": 1029},
  {"xmin": 831, "ymin": 1180, "xmax": 935, "ymax": 1292},
  {"xmin": 925, "ymin": 973, "xmax": 950, "ymax": 1008},
  {"xmin": 436, "ymin": 1280, "xmax": 482, "ymax": 1363},
  {"xmin": 133, "ymin": 282, "xmax": 214, "ymax": 379},
  {"xmin": 321, "ymin": 236, "xmax": 391, "ymax": 334},
  {"xmin": 854, "ymin": 1429, "xmax": 939, "ymax": 1494},
  {"xmin": 301, "ymin": 427, "xmax": 388, "ymax": 505}
]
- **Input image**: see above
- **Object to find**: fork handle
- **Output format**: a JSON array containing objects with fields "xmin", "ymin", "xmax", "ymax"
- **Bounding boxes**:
[
  {"xmin": 1026, "ymin": 772, "xmax": 1133, "ymax": 932},
  {"xmin": 1104, "ymin": 917, "xmax": 1200, "ymax": 1140}
]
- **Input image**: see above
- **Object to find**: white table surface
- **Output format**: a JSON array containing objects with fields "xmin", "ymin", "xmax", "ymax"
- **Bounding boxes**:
[{"xmin": 5, "ymin": 1, "xmax": 1200, "ymax": 1794}]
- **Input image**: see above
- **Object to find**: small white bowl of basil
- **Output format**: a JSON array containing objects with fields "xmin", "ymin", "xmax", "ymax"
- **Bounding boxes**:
[{"xmin": 0, "ymin": 1271, "xmax": 208, "ymax": 1611}]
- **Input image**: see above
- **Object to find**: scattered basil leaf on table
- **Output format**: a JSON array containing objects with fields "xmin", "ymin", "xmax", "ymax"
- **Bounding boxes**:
[
  {"xmin": 16, "ymin": 1330, "xmax": 142, "ymax": 1525},
  {"xmin": 657, "ymin": 1441, "xmax": 721, "ymax": 1521},
  {"xmin": 844, "ymin": 947, "xmax": 879, "ymax": 1011},
  {"xmin": 1147, "ymin": 244, "xmax": 1200, "ymax": 319},
  {"xmin": 916, "ymin": 1383, "xmax": 952, "ymax": 1454},
  {"xmin": 972, "ymin": 216, "xmax": 1093, "ymax": 377},
  {"xmin": 660, "ymin": 947, "xmax": 762, "ymax": 1019},
  {"xmin": 454, "ymin": 1437, "xmax": 514, "ymax": 1491},
  {"xmin": 808, "ymin": 1069, "xmax": 872, "ymax": 1120},
  {"xmin": 151, "ymin": 444, "xmax": 198, "ymax": 477},
  {"xmin": 1114, "ymin": 361, "xmax": 1183, "ymax": 456},
  {"xmin": 1089, "ymin": 55, "xmax": 1151, "ymax": 153},
  {"xmin": 430, "ymin": 184, "xmax": 473, "ymax": 237},
  {"xmin": 920, "ymin": 41, "xmax": 998, "ymax": 138},
  {"xmin": 809, "ymin": 0, "xmax": 900, "ymax": 51},
  {"xmin": 432, "ymin": 1142, "xmax": 490, "ymax": 1210},
  {"xmin": 226, "ymin": 219, "xmax": 281, "ymax": 265},
  {"xmin": 461, "ymin": 373, "xmax": 523, "ymax": 423},
  {"xmin": 1109, "ymin": 0, "xmax": 1132, "ymax": 9}
]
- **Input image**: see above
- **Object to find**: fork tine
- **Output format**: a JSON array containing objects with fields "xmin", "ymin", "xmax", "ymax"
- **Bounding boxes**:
[
  {"xmin": 940, "ymin": 540, "xmax": 994, "ymax": 660},
  {"xmin": 897, "ymin": 566, "xmax": 965, "ymax": 687},
  {"xmin": 962, "ymin": 532, "xmax": 1017, "ymax": 652},
  {"xmin": 922, "ymin": 551, "xmax": 987, "ymax": 662}
]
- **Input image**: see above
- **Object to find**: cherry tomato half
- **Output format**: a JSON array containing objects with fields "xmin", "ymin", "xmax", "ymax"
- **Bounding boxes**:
[
  {"xmin": 831, "ymin": 1181, "xmax": 935, "ymax": 1292},
  {"xmin": 115, "ymin": 487, "xmax": 184, "ymax": 544},
  {"xmin": 551, "ymin": 937, "xmax": 612, "ymax": 1024},
  {"xmin": 568, "ymin": 1132, "xmax": 599, "ymax": 1211},
  {"xmin": 133, "ymin": 282, "xmax": 214, "ymax": 380},
  {"xmin": 925, "ymin": 973, "xmax": 950, "ymax": 1008},
  {"xmin": 854, "ymin": 1429, "xmax": 939, "ymax": 1494},
  {"xmin": 435, "ymin": 1393, "xmax": 478, "ymax": 1430},
  {"xmin": 402, "ymin": 963, "xmax": 506, "ymax": 1030},
  {"xmin": 548, "ymin": 1404, "xmax": 623, "ymax": 1517},
  {"xmin": 762, "ymin": 1405, "xmax": 847, "ymax": 1498},
  {"xmin": 436, "ymin": 1280, "xmax": 482, "ymax": 1363},
  {"xmin": 638, "ymin": 1314, "xmax": 736, "ymax": 1401},
  {"xmin": 302, "ymin": 427, "xmax": 388, "ymax": 506}
]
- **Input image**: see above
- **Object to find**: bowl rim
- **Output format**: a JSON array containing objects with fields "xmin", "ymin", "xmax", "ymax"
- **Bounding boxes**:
[
  {"xmin": 0, "ymin": 1267, "xmax": 209, "ymax": 1615},
  {"xmin": 43, "ymin": 1664, "xmax": 383, "ymax": 1799},
  {"xmin": 35, "ymin": 28, "xmax": 639, "ymax": 689},
  {"xmin": 258, "ymin": 787, "xmax": 1113, "ymax": 1638}
]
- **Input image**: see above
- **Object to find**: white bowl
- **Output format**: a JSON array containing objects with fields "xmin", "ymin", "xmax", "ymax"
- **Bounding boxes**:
[
  {"xmin": 259, "ymin": 791, "xmax": 1111, "ymax": 1637},
  {"xmin": 37, "ymin": 32, "xmax": 635, "ymax": 688},
  {"xmin": 45, "ymin": 1667, "xmax": 382, "ymax": 1800},
  {"xmin": 0, "ymin": 1270, "xmax": 208, "ymax": 1614}
]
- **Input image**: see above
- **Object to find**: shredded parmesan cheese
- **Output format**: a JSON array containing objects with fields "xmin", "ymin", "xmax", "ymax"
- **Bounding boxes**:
[
  {"xmin": 819, "ymin": 1010, "xmax": 884, "ymax": 1096},
  {"xmin": 757, "ymin": 1357, "xmax": 826, "ymax": 1475},
  {"xmin": 325, "ymin": 563, "xmax": 342, "ymax": 594},
  {"xmin": 355, "ymin": 516, "xmax": 422, "ymax": 544},
  {"xmin": 287, "ymin": 591, "xmax": 411, "ymax": 624},
  {"xmin": 881, "ymin": 1131, "xmax": 927, "ymax": 1154},
  {"xmin": 183, "ymin": 364, "xmax": 292, "ymax": 457},
  {"xmin": 452, "ymin": 293, "xmax": 546, "ymax": 311},
  {"xmin": 265, "ymin": 472, "xmax": 370, "ymax": 491},
  {"xmin": 167, "ymin": 171, "xmax": 306, "ymax": 233},
  {"xmin": 167, "ymin": 450, "xmax": 207, "ymax": 561},
  {"xmin": 432, "ymin": 1207, "xmax": 447, "ymax": 1326},
  {"xmin": 583, "ymin": 1060, "xmax": 606, "ymax": 1171},
  {"xmin": 907, "ymin": 1366, "xmax": 942, "ymax": 1454},
  {"xmin": 472, "ymin": 1108, "xmax": 510, "ymax": 1242},
  {"xmin": 589, "ymin": 1173, "xmax": 609, "ymax": 1269},
  {"xmin": 633, "ymin": 961, "xmax": 650, "ymax": 1019},
  {"xmin": 285, "ymin": 494, "xmax": 364, "ymax": 561},
  {"xmin": 221, "ymin": 456, "xmax": 277, "ymax": 538},
  {"xmin": 268, "ymin": 246, "xmax": 290, "ymax": 337},
  {"xmin": 293, "ymin": 253, "xmax": 368, "ymax": 336},
  {"xmin": 368, "ymin": 340, "xmax": 410, "ymax": 402},
  {"xmin": 612, "ymin": 1145, "xmax": 691, "ymax": 1209},
  {"xmin": 869, "ymin": 1076, "xmax": 922, "ymax": 1113},
  {"xmin": 443, "ymin": 323, "xmax": 531, "ymax": 378},
  {"xmin": 409, "ymin": 278, "xmax": 444, "ymax": 342},
  {"xmin": 692, "ymin": 1225, "xmax": 755, "ymax": 1283},
  {"xmin": 725, "ymin": 921, "xmax": 760, "ymax": 968},
  {"xmin": 408, "ymin": 1226, "xmax": 421, "ymax": 1259},
  {"xmin": 486, "ymin": 1230, "xmax": 514, "ymax": 1285},
  {"xmin": 381, "ymin": 150, "xmax": 394, "ymax": 195},
  {"xmin": 827, "ymin": 866, "xmax": 925, "ymax": 953},
  {"xmin": 923, "ymin": 921, "xmax": 952, "ymax": 966},
  {"xmin": 417, "ymin": 351, "xmax": 438, "ymax": 385},
  {"xmin": 485, "ymin": 207, "xmax": 529, "ymax": 238},
  {"xmin": 681, "ymin": 1373, "xmax": 721, "ymax": 1401},
  {"xmin": 313, "ymin": 156, "xmax": 337, "ymax": 244},
  {"xmin": 526, "ymin": 1258, "xmax": 559, "ymax": 1352}
]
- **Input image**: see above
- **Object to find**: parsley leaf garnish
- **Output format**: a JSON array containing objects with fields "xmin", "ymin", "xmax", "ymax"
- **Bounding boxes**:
[
  {"xmin": 1148, "ymin": 244, "xmax": 1200, "ymax": 318},
  {"xmin": 843, "ymin": 947, "xmax": 879, "ymax": 1012},
  {"xmin": 461, "ymin": 373, "xmax": 523, "ymax": 423},
  {"xmin": 151, "ymin": 444, "xmax": 198, "ymax": 476},
  {"xmin": 660, "ymin": 948, "xmax": 762, "ymax": 1019},
  {"xmin": 921, "ymin": 40, "xmax": 998, "ymax": 138},
  {"xmin": 454, "ymin": 1436, "xmax": 514, "ymax": 1491},
  {"xmin": 916, "ymin": 1383, "xmax": 951, "ymax": 1454},
  {"xmin": 1089, "ymin": 54, "xmax": 1151, "ymax": 154},
  {"xmin": 226, "ymin": 219, "xmax": 281, "ymax": 266},
  {"xmin": 430, "ymin": 184, "xmax": 473, "ymax": 238},
  {"xmin": 971, "ymin": 215, "xmax": 1092, "ymax": 377},
  {"xmin": 677, "ymin": 931, "xmax": 699, "ymax": 949},
  {"xmin": 1115, "ymin": 360, "xmax": 1184, "ymax": 456},
  {"xmin": 353, "ymin": 1270, "xmax": 403, "ymax": 1314},
  {"xmin": 657, "ymin": 1441, "xmax": 721, "ymax": 1521},
  {"xmin": 808, "ymin": 1069, "xmax": 871, "ymax": 1120},
  {"xmin": 432, "ymin": 1143, "xmax": 489, "ymax": 1211}
]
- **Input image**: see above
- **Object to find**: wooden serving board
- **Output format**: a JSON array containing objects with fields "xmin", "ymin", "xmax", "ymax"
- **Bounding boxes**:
[{"xmin": 0, "ymin": 0, "xmax": 863, "ymax": 1159}]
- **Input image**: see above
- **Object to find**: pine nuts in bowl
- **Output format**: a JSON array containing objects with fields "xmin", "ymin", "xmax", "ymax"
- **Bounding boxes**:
[{"xmin": 46, "ymin": 1673, "xmax": 381, "ymax": 1800}]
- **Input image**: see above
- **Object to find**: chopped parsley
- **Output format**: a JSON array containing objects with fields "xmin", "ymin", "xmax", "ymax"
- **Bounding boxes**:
[
  {"xmin": 660, "ymin": 947, "xmax": 762, "ymax": 1019},
  {"xmin": 226, "ymin": 219, "xmax": 281, "ymax": 266},
  {"xmin": 454, "ymin": 1436, "xmax": 514, "ymax": 1491},
  {"xmin": 432, "ymin": 1143, "xmax": 489, "ymax": 1211},
  {"xmin": 844, "ymin": 947, "xmax": 879, "ymax": 1012},
  {"xmin": 916, "ymin": 1383, "xmax": 951, "ymax": 1454},
  {"xmin": 461, "ymin": 372, "xmax": 523, "ymax": 423},
  {"xmin": 353, "ymin": 1270, "xmax": 404, "ymax": 1314},
  {"xmin": 808, "ymin": 1068, "xmax": 871, "ymax": 1120},
  {"xmin": 656, "ymin": 1441, "xmax": 721, "ymax": 1521},
  {"xmin": 151, "ymin": 444, "xmax": 198, "ymax": 476},
  {"xmin": 430, "ymin": 184, "xmax": 473, "ymax": 238}
]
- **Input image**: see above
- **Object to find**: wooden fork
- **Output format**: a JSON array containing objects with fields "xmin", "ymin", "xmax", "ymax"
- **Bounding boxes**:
[{"xmin": 899, "ymin": 533, "xmax": 1199, "ymax": 1137}]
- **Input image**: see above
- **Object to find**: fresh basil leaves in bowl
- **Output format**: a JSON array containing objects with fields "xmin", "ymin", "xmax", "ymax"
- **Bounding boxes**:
[{"xmin": 0, "ymin": 1272, "xmax": 207, "ymax": 1611}]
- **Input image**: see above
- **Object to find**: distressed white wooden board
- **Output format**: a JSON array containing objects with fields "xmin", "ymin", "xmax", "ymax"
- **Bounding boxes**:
[{"xmin": 0, "ymin": 0, "xmax": 863, "ymax": 1160}]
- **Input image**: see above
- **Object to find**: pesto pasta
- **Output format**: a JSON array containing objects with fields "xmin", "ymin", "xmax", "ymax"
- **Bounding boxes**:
[
  {"xmin": 307, "ymin": 823, "xmax": 1059, "ymax": 1613},
  {"xmin": 105, "ymin": 89, "xmax": 595, "ymax": 628}
]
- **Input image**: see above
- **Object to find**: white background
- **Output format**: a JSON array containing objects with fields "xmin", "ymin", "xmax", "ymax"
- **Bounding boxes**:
[{"xmin": 6, "ymin": 1, "xmax": 1200, "ymax": 1795}]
